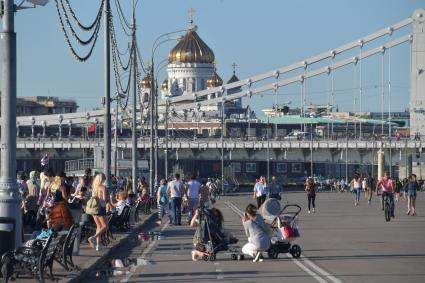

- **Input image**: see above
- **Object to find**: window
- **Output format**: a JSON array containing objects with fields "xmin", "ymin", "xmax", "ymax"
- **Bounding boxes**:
[
  {"xmin": 246, "ymin": 162, "xmax": 257, "ymax": 173},
  {"xmin": 291, "ymin": 163, "xmax": 302, "ymax": 173},
  {"xmin": 276, "ymin": 163, "xmax": 287, "ymax": 173},
  {"xmin": 231, "ymin": 162, "xmax": 241, "ymax": 173}
]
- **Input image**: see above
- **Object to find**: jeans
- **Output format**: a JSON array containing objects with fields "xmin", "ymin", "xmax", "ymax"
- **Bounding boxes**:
[
  {"xmin": 307, "ymin": 194, "xmax": 316, "ymax": 211},
  {"xmin": 187, "ymin": 198, "xmax": 199, "ymax": 222},
  {"xmin": 381, "ymin": 191, "xmax": 394, "ymax": 216},
  {"xmin": 171, "ymin": 197, "xmax": 182, "ymax": 224},
  {"xmin": 353, "ymin": 188, "xmax": 361, "ymax": 203},
  {"xmin": 158, "ymin": 203, "xmax": 168, "ymax": 220}
]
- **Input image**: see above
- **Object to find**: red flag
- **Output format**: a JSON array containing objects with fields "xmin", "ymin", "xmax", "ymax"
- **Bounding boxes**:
[{"xmin": 87, "ymin": 124, "xmax": 96, "ymax": 133}]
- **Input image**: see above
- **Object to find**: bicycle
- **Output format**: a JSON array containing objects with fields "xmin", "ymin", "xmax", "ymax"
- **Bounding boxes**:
[{"xmin": 383, "ymin": 193, "xmax": 394, "ymax": 222}]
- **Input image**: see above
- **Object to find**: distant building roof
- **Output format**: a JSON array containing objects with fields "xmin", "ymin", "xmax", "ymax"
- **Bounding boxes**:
[{"xmin": 268, "ymin": 115, "xmax": 397, "ymax": 125}]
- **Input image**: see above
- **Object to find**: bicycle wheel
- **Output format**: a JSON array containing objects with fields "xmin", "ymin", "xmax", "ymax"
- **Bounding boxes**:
[{"xmin": 384, "ymin": 202, "xmax": 391, "ymax": 222}]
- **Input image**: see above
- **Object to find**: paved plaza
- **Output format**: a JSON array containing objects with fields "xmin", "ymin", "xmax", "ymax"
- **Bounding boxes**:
[{"xmin": 85, "ymin": 190, "xmax": 425, "ymax": 283}]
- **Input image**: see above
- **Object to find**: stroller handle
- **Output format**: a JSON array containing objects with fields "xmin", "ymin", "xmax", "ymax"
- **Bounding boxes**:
[{"xmin": 282, "ymin": 204, "xmax": 302, "ymax": 216}]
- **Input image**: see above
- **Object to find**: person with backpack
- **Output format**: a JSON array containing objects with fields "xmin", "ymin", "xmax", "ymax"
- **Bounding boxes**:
[
  {"xmin": 157, "ymin": 179, "xmax": 169, "ymax": 223},
  {"xmin": 394, "ymin": 177, "xmax": 403, "ymax": 202},
  {"xmin": 86, "ymin": 173, "xmax": 108, "ymax": 251},
  {"xmin": 167, "ymin": 173, "xmax": 184, "ymax": 225}
]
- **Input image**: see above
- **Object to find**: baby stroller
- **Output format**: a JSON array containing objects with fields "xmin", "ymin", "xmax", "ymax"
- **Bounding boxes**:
[
  {"xmin": 260, "ymin": 199, "xmax": 302, "ymax": 259},
  {"xmin": 193, "ymin": 208, "xmax": 237, "ymax": 261}
]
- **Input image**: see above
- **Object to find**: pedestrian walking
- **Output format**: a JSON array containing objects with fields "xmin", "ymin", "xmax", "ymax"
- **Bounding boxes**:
[
  {"xmin": 87, "ymin": 173, "xmax": 108, "ymax": 251},
  {"xmin": 350, "ymin": 174, "xmax": 361, "ymax": 206},
  {"xmin": 186, "ymin": 174, "xmax": 201, "ymax": 223},
  {"xmin": 305, "ymin": 177, "xmax": 316, "ymax": 213},
  {"xmin": 403, "ymin": 174, "xmax": 419, "ymax": 216},
  {"xmin": 253, "ymin": 177, "xmax": 267, "ymax": 208},
  {"xmin": 167, "ymin": 173, "xmax": 184, "ymax": 225},
  {"xmin": 394, "ymin": 177, "xmax": 403, "ymax": 202},
  {"xmin": 268, "ymin": 176, "xmax": 282, "ymax": 200},
  {"xmin": 157, "ymin": 179, "xmax": 169, "ymax": 223}
]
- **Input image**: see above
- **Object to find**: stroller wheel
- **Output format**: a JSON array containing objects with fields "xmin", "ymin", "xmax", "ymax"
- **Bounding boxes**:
[
  {"xmin": 209, "ymin": 254, "xmax": 216, "ymax": 262},
  {"xmin": 290, "ymin": 244, "xmax": 302, "ymax": 258},
  {"xmin": 237, "ymin": 254, "xmax": 244, "ymax": 261},
  {"xmin": 231, "ymin": 254, "xmax": 237, "ymax": 260},
  {"xmin": 268, "ymin": 245, "xmax": 279, "ymax": 259},
  {"xmin": 203, "ymin": 255, "xmax": 209, "ymax": 261}
]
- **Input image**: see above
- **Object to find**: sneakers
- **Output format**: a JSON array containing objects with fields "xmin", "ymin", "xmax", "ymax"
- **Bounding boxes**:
[
  {"xmin": 253, "ymin": 251, "xmax": 263, "ymax": 262},
  {"xmin": 407, "ymin": 210, "xmax": 411, "ymax": 215},
  {"xmin": 307, "ymin": 210, "xmax": 311, "ymax": 214},
  {"xmin": 96, "ymin": 244, "xmax": 103, "ymax": 252},
  {"xmin": 312, "ymin": 208, "xmax": 315, "ymax": 213},
  {"xmin": 88, "ymin": 236, "xmax": 96, "ymax": 249}
]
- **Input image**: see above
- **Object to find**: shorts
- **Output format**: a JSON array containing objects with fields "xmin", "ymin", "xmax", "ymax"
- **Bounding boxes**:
[
  {"xmin": 408, "ymin": 191, "xmax": 417, "ymax": 198},
  {"xmin": 96, "ymin": 206, "xmax": 107, "ymax": 216}
]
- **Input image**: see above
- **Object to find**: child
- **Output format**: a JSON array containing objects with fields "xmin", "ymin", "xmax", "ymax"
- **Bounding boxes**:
[{"xmin": 157, "ymin": 179, "xmax": 168, "ymax": 223}]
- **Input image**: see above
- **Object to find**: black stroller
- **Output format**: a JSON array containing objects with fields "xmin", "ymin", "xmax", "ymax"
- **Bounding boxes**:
[{"xmin": 193, "ymin": 208, "xmax": 237, "ymax": 261}]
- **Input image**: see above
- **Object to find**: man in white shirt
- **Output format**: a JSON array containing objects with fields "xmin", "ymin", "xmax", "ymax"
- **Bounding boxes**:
[
  {"xmin": 167, "ymin": 173, "xmax": 184, "ymax": 225},
  {"xmin": 186, "ymin": 174, "xmax": 201, "ymax": 223}
]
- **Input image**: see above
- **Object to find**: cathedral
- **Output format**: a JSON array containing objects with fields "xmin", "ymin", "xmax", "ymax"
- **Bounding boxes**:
[{"xmin": 140, "ymin": 19, "xmax": 245, "ymax": 118}]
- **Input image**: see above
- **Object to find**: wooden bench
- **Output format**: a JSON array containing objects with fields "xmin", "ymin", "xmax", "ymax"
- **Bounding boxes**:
[
  {"xmin": 1, "ymin": 231, "xmax": 63, "ymax": 283},
  {"xmin": 54, "ymin": 224, "xmax": 81, "ymax": 271}
]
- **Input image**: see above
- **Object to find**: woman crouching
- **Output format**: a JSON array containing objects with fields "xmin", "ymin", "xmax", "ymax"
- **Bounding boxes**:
[{"xmin": 241, "ymin": 204, "xmax": 270, "ymax": 262}]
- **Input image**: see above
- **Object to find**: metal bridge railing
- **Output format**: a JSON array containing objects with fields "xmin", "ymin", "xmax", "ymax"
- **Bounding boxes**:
[{"xmin": 65, "ymin": 158, "xmax": 94, "ymax": 173}]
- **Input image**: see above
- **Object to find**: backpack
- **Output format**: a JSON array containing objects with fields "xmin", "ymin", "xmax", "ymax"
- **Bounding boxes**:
[
  {"xmin": 159, "ymin": 188, "xmax": 168, "ymax": 205},
  {"xmin": 85, "ymin": 196, "xmax": 99, "ymax": 215}
]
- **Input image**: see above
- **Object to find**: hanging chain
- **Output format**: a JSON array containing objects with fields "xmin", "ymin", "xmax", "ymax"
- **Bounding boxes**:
[
  {"xmin": 59, "ymin": 0, "xmax": 103, "ymax": 46},
  {"xmin": 63, "ymin": 0, "xmax": 103, "ymax": 31},
  {"xmin": 54, "ymin": 0, "xmax": 103, "ymax": 62}
]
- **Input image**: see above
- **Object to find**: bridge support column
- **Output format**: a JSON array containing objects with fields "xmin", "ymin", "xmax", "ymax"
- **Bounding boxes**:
[
  {"xmin": 377, "ymin": 148, "xmax": 385, "ymax": 180},
  {"xmin": 410, "ymin": 9, "xmax": 425, "ymax": 136}
]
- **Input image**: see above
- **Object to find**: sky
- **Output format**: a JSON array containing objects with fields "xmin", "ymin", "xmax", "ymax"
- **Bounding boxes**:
[{"xmin": 0, "ymin": 0, "xmax": 423, "ymax": 118}]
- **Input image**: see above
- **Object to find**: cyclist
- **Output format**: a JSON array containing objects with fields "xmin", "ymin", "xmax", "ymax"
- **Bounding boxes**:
[{"xmin": 376, "ymin": 171, "xmax": 395, "ymax": 218}]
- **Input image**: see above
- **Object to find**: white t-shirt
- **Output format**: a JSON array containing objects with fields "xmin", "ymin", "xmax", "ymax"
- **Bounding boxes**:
[
  {"xmin": 187, "ymin": 180, "xmax": 201, "ymax": 199},
  {"xmin": 168, "ymin": 180, "xmax": 183, "ymax": 198},
  {"xmin": 254, "ymin": 182, "xmax": 266, "ymax": 197}
]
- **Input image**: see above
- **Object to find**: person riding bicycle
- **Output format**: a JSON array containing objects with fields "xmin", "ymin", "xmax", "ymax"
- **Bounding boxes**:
[{"xmin": 376, "ymin": 171, "xmax": 395, "ymax": 218}]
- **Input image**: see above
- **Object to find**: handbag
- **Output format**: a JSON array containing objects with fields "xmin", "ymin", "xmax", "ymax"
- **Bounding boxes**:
[{"xmin": 85, "ymin": 196, "xmax": 99, "ymax": 215}]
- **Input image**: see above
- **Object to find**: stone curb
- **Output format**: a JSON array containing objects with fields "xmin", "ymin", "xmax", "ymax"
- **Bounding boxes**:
[{"xmin": 59, "ymin": 211, "xmax": 158, "ymax": 283}]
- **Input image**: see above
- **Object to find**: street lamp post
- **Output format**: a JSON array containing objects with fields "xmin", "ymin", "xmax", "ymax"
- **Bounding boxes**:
[
  {"xmin": 68, "ymin": 120, "xmax": 72, "ymax": 138},
  {"xmin": 165, "ymin": 97, "xmax": 170, "ymax": 180},
  {"xmin": 103, "ymin": 0, "xmax": 112, "ymax": 188},
  {"xmin": 267, "ymin": 117, "xmax": 270, "ymax": 184},
  {"xmin": 221, "ymin": 96, "xmax": 225, "ymax": 196},
  {"xmin": 0, "ymin": 0, "xmax": 20, "ymax": 250},
  {"xmin": 107, "ymin": 93, "xmax": 125, "ymax": 178},
  {"xmin": 58, "ymin": 115, "xmax": 63, "ymax": 139},
  {"xmin": 0, "ymin": 0, "xmax": 49, "ymax": 249},
  {"xmin": 149, "ymin": 29, "xmax": 187, "ymax": 195}
]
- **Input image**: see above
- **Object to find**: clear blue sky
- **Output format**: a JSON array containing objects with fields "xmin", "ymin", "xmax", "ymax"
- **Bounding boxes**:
[{"xmin": 0, "ymin": 0, "xmax": 423, "ymax": 116}]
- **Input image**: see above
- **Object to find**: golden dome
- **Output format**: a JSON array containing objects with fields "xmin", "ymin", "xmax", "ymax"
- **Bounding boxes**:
[
  {"xmin": 140, "ymin": 74, "xmax": 152, "ymax": 89},
  {"xmin": 207, "ymin": 70, "xmax": 223, "ymax": 88},
  {"xmin": 161, "ymin": 79, "xmax": 168, "ymax": 92},
  {"xmin": 168, "ymin": 29, "xmax": 215, "ymax": 64}
]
